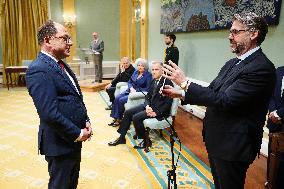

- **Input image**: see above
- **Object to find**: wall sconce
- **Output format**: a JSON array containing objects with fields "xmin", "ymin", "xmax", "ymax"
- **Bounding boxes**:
[
  {"xmin": 134, "ymin": 8, "xmax": 141, "ymax": 22},
  {"xmin": 63, "ymin": 14, "xmax": 76, "ymax": 28},
  {"xmin": 134, "ymin": 0, "xmax": 143, "ymax": 23}
]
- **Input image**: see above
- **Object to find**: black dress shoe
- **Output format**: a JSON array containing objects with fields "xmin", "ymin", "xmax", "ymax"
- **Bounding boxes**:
[
  {"xmin": 105, "ymin": 105, "xmax": 112, "ymax": 110},
  {"xmin": 112, "ymin": 122, "xmax": 120, "ymax": 127},
  {"xmin": 133, "ymin": 134, "xmax": 138, "ymax": 140},
  {"xmin": 108, "ymin": 120, "xmax": 116, "ymax": 126},
  {"xmin": 134, "ymin": 140, "xmax": 146, "ymax": 149},
  {"xmin": 108, "ymin": 137, "xmax": 126, "ymax": 146}
]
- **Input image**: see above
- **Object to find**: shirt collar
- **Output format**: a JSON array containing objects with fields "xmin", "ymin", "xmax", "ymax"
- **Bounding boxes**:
[
  {"xmin": 237, "ymin": 46, "xmax": 260, "ymax": 61},
  {"xmin": 41, "ymin": 50, "xmax": 59, "ymax": 62}
]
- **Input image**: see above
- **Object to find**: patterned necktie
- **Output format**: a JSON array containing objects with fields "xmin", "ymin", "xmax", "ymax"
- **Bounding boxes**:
[
  {"xmin": 151, "ymin": 80, "xmax": 159, "ymax": 102},
  {"xmin": 58, "ymin": 60, "xmax": 65, "ymax": 70}
]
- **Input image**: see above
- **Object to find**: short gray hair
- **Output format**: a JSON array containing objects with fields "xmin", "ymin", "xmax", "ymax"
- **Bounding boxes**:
[
  {"xmin": 233, "ymin": 12, "xmax": 268, "ymax": 45},
  {"xmin": 151, "ymin": 61, "xmax": 163, "ymax": 67},
  {"xmin": 135, "ymin": 58, "xmax": 149, "ymax": 71}
]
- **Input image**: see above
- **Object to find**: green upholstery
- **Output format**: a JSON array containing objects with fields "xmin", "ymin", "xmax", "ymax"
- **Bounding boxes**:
[
  {"xmin": 124, "ymin": 91, "xmax": 147, "ymax": 110},
  {"xmin": 143, "ymin": 98, "xmax": 179, "ymax": 130},
  {"xmin": 114, "ymin": 82, "xmax": 128, "ymax": 97}
]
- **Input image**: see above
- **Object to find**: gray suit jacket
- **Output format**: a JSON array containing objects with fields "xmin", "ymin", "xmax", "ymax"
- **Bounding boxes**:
[{"xmin": 90, "ymin": 39, "xmax": 104, "ymax": 53}]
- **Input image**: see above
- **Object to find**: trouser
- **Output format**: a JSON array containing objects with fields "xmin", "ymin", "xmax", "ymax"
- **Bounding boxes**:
[
  {"xmin": 106, "ymin": 86, "xmax": 116, "ymax": 103},
  {"xmin": 117, "ymin": 104, "xmax": 145, "ymax": 137},
  {"xmin": 45, "ymin": 151, "xmax": 81, "ymax": 189},
  {"xmin": 208, "ymin": 156, "xmax": 250, "ymax": 189}
]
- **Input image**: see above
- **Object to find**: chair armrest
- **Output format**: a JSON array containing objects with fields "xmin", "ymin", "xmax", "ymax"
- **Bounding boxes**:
[
  {"xmin": 114, "ymin": 82, "xmax": 128, "ymax": 97},
  {"xmin": 128, "ymin": 92, "xmax": 147, "ymax": 100},
  {"xmin": 116, "ymin": 82, "xmax": 128, "ymax": 88}
]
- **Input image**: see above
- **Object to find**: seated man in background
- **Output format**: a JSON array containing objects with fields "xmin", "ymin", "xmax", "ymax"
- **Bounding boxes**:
[
  {"xmin": 104, "ymin": 57, "xmax": 135, "ymax": 110},
  {"xmin": 108, "ymin": 61, "xmax": 173, "ymax": 148}
]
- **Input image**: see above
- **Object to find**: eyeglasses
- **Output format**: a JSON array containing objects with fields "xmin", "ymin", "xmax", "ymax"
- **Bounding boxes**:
[
  {"xmin": 229, "ymin": 29, "xmax": 248, "ymax": 36},
  {"xmin": 52, "ymin": 36, "xmax": 72, "ymax": 44}
]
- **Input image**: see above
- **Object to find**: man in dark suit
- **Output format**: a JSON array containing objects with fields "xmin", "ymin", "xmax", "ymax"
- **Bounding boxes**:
[
  {"xmin": 108, "ymin": 61, "xmax": 173, "ymax": 148},
  {"xmin": 164, "ymin": 33, "xmax": 179, "ymax": 66},
  {"xmin": 26, "ymin": 20, "xmax": 93, "ymax": 189},
  {"xmin": 266, "ymin": 66, "xmax": 284, "ymax": 188},
  {"xmin": 162, "ymin": 12, "xmax": 275, "ymax": 189},
  {"xmin": 104, "ymin": 57, "xmax": 135, "ymax": 110},
  {"xmin": 90, "ymin": 32, "xmax": 104, "ymax": 82}
]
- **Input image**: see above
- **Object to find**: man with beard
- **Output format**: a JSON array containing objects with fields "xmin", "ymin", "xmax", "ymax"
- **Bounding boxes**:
[
  {"xmin": 164, "ymin": 34, "xmax": 179, "ymax": 66},
  {"xmin": 161, "ymin": 12, "xmax": 275, "ymax": 189}
]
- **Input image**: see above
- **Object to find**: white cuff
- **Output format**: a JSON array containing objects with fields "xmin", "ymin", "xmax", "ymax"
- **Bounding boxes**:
[{"xmin": 74, "ymin": 129, "xmax": 84, "ymax": 142}]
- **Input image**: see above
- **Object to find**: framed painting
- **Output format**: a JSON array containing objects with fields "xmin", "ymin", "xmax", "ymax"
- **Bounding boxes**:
[{"xmin": 160, "ymin": 0, "xmax": 282, "ymax": 33}]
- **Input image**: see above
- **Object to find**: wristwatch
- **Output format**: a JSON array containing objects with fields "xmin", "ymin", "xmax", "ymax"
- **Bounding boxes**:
[{"xmin": 180, "ymin": 79, "xmax": 189, "ymax": 90}]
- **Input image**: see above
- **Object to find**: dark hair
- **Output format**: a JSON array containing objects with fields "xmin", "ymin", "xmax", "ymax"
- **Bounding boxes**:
[
  {"xmin": 165, "ymin": 33, "xmax": 176, "ymax": 43},
  {"xmin": 233, "ymin": 12, "xmax": 268, "ymax": 45},
  {"xmin": 37, "ymin": 20, "xmax": 58, "ymax": 45}
]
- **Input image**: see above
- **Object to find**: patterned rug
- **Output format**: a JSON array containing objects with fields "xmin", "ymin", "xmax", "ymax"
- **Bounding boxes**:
[
  {"xmin": 99, "ymin": 91, "xmax": 214, "ymax": 189},
  {"xmin": 0, "ymin": 87, "xmax": 214, "ymax": 189}
]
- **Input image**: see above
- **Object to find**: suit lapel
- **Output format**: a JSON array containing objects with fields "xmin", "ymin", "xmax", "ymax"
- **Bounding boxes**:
[
  {"xmin": 213, "ymin": 59, "xmax": 236, "ymax": 90},
  {"xmin": 39, "ymin": 53, "xmax": 82, "ymax": 98},
  {"xmin": 61, "ymin": 62, "xmax": 83, "ymax": 98},
  {"xmin": 152, "ymin": 78, "xmax": 164, "ymax": 100},
  {"xmin": 213, "ymin": 49, "xmax": 262, "ymax": 90}
]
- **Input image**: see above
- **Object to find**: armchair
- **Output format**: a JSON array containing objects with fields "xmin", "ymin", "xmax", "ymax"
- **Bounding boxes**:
[
  {"xmin": 114, "ymin": 82, "xmax": 128, "ymax": 97},
  {"xmin": 124, "ymin": 91, "xmax": 148, "ymax": 110},
  {"xmin": 143, "ymin": 98, "xmax": 180, "ymax": 152}
]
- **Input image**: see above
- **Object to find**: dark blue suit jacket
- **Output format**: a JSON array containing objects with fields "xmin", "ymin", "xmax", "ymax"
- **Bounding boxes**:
[
  {"xmin": 26, "ymin": 52, "xmax": 89, "ymax": 156},
  {"xmin": 183, "ymin": 49, "xmax": 275, "ymax": 162},
  {"xmin": 144, "ymin": 77, "xmax": 173, "ymax": 120},
  {"xmin": 267, "ymin": 66, "xmax": 284, "ymax": 132}
]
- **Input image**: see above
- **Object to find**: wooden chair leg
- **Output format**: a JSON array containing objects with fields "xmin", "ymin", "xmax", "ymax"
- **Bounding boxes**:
[
  {"xmin": 144, "ymin": 128, "xmax": 151, "ymax": 153},
  {"xmin": 159, "ymin": 129, "xmax": 163, "ymax": 138}
]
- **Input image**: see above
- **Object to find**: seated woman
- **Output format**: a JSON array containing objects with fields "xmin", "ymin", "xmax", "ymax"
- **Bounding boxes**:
[{"xmin": 108, "ymin": 58, "xmax": 152, "ymax": 126}]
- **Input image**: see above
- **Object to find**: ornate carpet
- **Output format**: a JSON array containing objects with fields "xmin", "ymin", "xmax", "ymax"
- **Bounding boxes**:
[{"xmin": 0, "ymin": 88, "xmax": 213, "ymax": 188}]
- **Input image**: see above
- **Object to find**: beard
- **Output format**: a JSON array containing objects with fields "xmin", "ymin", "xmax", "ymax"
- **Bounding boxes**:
[
  {"xmin": 231, "ymin": 42, "xmax": 246, "ymax": 54},
  {"xmin": 165, "ymin": 41, "xmax": 171, "ymax": 45}
]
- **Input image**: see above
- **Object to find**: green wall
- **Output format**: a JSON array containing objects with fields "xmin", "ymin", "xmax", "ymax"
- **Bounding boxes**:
[
  {"xmin": 148, "ymin": 0, "xmax": 284, "ymax": 83},
  {"xmin": 50, "ymin": 0, "xmax": 63, "ymax": 24},
  {"xmin": 75, "ymin": 0, "xmax": 120, "ymax": 61},
  {"xmin": 49, "ymin": 0, "xmax": 120, "ymax": 61}
]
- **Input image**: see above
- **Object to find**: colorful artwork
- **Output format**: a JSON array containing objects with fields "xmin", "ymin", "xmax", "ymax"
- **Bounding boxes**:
[{"xmin": 160, "ymin": 0, "xmax": 282, "ymax": 33}]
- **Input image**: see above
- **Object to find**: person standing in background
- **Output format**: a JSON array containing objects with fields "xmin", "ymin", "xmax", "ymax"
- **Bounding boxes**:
[
  {"xmin": 266, "ymin": 66, "xmax": 284, "ymax": 189},
  {"xmin": 26, "ymin": 20, "xmax": 93, "ymax": 189},
  {"xmin": 90, "ymin": 32, "xmax": 104, "ymax": 82},
  {"xmin": 164, "ymin": 33, "xmax": 179, "ymax": 66}
]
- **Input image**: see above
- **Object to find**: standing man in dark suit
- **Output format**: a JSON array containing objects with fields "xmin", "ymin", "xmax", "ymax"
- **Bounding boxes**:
[
  {"xmin": 162, "ymin": 12, "xmax": 275, "ymax": 189},
  {"xmin": 164, "ymin": 33, "xmax": 179, "ymax": 66},
  {"xmin": 104, "ymin": 57, "xmax": 135, "ymax": 110},
  {"xmin": 108, "ymin": 61, "xmax": 173, "ymax": 148},
  {"xmin": 266, "ymin": 66, "xmax": 284, "ymax": 188},
  {"xmin": 90, "ymin": 32, "xmax": 104, "ymax": 82},
  {"xmin": 26, "ymin": 20, "xmax": 93, "ymax": 189}
]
